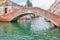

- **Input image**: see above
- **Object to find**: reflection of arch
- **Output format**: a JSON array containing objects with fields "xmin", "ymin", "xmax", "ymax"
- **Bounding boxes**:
[{"xmin": 0, "ymin": 7, "xmax": 60, "ymax": 27}]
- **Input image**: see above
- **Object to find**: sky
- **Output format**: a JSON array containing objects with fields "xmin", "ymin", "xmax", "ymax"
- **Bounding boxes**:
[
  {"xmin": 11, "ymin": 0, "xmax": 27, "ymax": 3},
  {"xmin": 11, "ymin": 0, "xmax": 55, "ymax": 10}
]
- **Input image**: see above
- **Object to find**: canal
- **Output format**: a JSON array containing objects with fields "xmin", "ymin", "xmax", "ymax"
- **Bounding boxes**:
[{"xmin": 0, "ymin": 17, "xmax": 60, "ymax": 40}]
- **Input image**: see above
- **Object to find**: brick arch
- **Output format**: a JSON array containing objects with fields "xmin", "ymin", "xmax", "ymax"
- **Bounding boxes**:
[
  {"xmin": 0, "ymin": 7, "xmax": 60, "ymax": 27},
  {"xmin": 10, "ymin": 10, "xmax": 40, "ymax": 21}
]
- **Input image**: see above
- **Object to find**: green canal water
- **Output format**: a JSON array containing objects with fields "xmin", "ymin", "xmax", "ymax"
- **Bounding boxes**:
[{"xmin": 0, "ymin": 17, "xmax": 60, "ymax": 40}]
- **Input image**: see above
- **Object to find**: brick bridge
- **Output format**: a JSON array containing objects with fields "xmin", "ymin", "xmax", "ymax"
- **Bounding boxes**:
[{"xmin": 0, "ymin": 7, "xmax": 60, "ymax": 27}]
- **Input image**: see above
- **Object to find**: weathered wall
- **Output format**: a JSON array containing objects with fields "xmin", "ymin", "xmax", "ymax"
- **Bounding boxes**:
[{"xmin": 49, "ymin": 1, "xmax": 60, "ymax": 15}]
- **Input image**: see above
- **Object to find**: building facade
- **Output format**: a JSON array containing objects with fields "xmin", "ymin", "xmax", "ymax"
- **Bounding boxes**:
[
  {"xmin": 0, "ymin": 0, "xmax": 23, "ymax": 15},
  {"xmin": 49, "ymin": 0, "xmax": 60, "ymax": 15}
]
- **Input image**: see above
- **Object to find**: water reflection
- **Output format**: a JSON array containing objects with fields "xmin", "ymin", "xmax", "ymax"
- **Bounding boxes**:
[
  {"xmin": 0, "ymin": 16, "xmax": 55, "ymax": 34},
  {"xmin": 0, "ymin": 18, "xmax": 60, "ymax": 40},
  {"xmin": 11, "ymin": 22, "xmax": 31, "ymax": 34},
  {"xmin": 31, "ymin": 17, "xmax": 55, "ymax": 32},
  {"xmin": 18, "ymin": 16, "xmax": 55, "ymax": 32},
  {"xmin": 0, "ymin": 22, "xmax": 31, "ymax": 35}
]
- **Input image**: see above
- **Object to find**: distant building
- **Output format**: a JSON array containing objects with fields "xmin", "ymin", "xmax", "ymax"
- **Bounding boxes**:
[
  {"xmin": 0, "ymin": 0, "xmax": 23, "ymax": 15},
  {"xmin": 26, "ymin": 0, "xmax": 32, "ymax": 7}
]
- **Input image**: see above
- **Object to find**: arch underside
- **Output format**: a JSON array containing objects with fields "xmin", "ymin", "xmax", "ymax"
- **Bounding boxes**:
[{"xmin": 11, "ymin": 13, "xmax": 34, "ymax": 22}]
